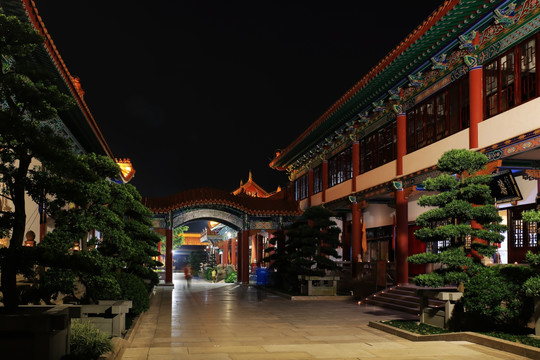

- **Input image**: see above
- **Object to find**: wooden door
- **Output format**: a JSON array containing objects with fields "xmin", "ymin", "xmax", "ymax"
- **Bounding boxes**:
[{"xmin": 508, "ymin": 204, "xmax": 538, "ymax": 263}]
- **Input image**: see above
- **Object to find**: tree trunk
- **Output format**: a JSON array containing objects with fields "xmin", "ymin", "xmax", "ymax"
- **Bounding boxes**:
[{"xmin": 1, "ymin": 154, "xmax": 31, "ymax": 311}]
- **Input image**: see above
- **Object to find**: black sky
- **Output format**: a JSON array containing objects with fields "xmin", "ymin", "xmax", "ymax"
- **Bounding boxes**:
[{"xmin": 35, "ymin": 0, "xmax": 443, "ymax": 198}]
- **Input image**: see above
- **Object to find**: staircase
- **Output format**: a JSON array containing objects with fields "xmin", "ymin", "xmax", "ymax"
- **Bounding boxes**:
[{"xmin": 361, "ymin": 284, "xmax": 446, "ymax": 315}]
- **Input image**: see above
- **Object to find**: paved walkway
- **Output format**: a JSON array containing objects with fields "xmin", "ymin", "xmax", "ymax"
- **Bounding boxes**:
[{"xmin": 119, "ymin": 273, "xmax": 527, "ymax": 359}]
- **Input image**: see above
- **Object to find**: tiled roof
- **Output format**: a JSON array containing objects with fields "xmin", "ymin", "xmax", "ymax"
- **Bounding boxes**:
[
  {"xmin": 1, "ymin": 0, "xmax": 114, "ymax": 157},
  {"xmin": 142, "ymin": 187, "xmax": 301, "ymax": 216}
]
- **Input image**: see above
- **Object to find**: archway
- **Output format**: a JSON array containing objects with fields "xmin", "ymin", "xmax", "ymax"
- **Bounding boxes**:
[{"xmin": 144, "ymin": 187, "xmax": 301, "ymax": 284}]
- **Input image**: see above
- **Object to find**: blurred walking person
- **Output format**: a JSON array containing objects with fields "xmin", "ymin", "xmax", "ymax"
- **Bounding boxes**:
[{"xmin": 184, "ymin": 264, "xmax": 193, "ymax": 288}]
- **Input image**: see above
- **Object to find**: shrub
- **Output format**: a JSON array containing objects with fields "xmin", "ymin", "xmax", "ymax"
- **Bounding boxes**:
[
  {"xmin": 204, "ymin": 268, "xmax": 215, "ymax": 281},
  {"xmin": 225, "ymin": 272, "xmax": 237, "ymax": 283},
  {"xmin": 116, "ymin": 272, "xmax": 150, "ymax": 315},
  {"xmin": 461, "ymin": 265, "xmax": 534, "ymax": 331},
  {"xmin": 83, "ymin": 274, "xmax": 121, "ymax": 303},
  {"xmin": 68, "ymin": 319, "xmax": 112, "ymax": 360}
]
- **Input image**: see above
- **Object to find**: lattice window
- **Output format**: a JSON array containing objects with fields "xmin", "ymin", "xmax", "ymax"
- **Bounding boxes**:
[
  {"xmin": 521, "ymin": 38, "xmax": 536, "ymax": 102},
  {"xmin": 514, "ymin": 219, "xmax": 524, "ymax": 247},
  {"xmin": 528, "ymin": 222, "xmax": 538, "ymax": 247}
]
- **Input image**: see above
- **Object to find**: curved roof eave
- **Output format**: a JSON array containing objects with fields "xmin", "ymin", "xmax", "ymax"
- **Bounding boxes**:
[{"xmin": 270, "ymin": 0, "xmax": 499, "ymax": 170}]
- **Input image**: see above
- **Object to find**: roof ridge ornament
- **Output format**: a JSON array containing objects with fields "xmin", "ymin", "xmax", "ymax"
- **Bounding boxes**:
[
  {"xmin": 408, "ymin": 72, "xmax": 423, "ymax": 88},
  {"xmin": 430, "ymin": 53, "xmax": 448, "ymax": 71},
  {"xmin": 494, "ymin": 2, "xmax": 517, "ymax": 27},
  {"xmin": 458, "ymin": 30, "xmax": 478, "ymax": 52}
]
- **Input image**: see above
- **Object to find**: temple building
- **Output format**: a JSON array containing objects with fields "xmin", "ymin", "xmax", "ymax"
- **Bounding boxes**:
[
  {"xmin": 0, "ymin": 0, "xmax": 131, "ymax": 247},
  {"xmin": 270, "ymin": 0, "xmax": 540, "ymax": 284}
]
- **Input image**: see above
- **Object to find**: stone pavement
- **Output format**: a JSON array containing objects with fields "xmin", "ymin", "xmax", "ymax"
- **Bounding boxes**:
[{"xmin": 119, "ymin": 273, "xmax": 528, "ymax": 359}]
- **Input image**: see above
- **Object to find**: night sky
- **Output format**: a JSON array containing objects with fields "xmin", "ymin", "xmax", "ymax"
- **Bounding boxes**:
[{"xmin": 35, "ymin": 0, "xmax": 442, "ymax": 199}]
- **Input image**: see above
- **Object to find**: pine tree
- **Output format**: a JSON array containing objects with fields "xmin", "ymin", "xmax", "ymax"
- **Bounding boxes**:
[
  {"xmin": 407, "ymin": 149, "xmax": 506, "ymax": 288},
  {"xmin": 0, "ymin": 14, "xmax": 75, "ymax": 310},
  {"xmin": 265, "ymin": 206, "xmax": 342, "ymax": 291}
]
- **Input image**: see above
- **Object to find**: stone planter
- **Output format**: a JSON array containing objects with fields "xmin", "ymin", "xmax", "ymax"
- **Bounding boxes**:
[
  {"xmin": 416, "ymin": 288, "xmax": 462, "ymax": 329},
  {"xmin": 76, "ymin": 300, "xmax": 132, "ymax": 337},
  {"xmin": 298, "ymin": 275, "xmax": 340, "ymax": 296},
  {"xmin": 0, "ymin": 305, "xmax": 80, "ymax": 360}
]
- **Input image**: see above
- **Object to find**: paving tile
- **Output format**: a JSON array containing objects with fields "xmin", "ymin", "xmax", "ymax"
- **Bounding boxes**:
[{"xmin": 118, "ymin": 274, "xmax": 531, "ymax": 360}]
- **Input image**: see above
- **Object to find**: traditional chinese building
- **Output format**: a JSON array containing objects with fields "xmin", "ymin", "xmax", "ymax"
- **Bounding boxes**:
[
  {"xmin": 0, "ymin": 0, "xmax": 132, "ymax": 247},
  {"xmin": 270, "ymin": 0, "xmax": 540, "ymax": 284}
]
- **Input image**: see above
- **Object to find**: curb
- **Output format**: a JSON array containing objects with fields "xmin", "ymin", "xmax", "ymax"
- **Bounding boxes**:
[
  {"xmin": 369, "ymin": 321, "xmax": 540, "ymax": 359},
  {"xmin": 261, "ymin": 286, "xmax": 354, "ymax": 301}
]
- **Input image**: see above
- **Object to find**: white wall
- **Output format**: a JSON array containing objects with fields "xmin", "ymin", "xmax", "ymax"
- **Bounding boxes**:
[{"xmin": 478, "ymin": 97, "xmax": 540, "ymax": 148}]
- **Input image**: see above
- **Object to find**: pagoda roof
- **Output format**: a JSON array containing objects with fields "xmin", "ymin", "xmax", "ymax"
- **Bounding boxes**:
[
  {"xmin": 142, "ymin": 187, "xmax": 301, "ymax": 216},
  {"xmin": 1, "ymin": 0, "xmax": 114, "ymax": 157},
  {"xmin": 269, "ymin": 0, "xmax": 503, "ymax": 170},
  {"xmin": 232, "ymin": 171, "xmax": 273, "ymax": 198}
]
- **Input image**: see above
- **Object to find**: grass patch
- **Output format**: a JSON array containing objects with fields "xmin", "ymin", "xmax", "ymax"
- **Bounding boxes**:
[
  {"xmin": 479, "ymin": 331, "xmax": 540, "ymax": 348},
  {"xmin": 381, "ymin": 320, "xmax": 451, "ymax": 335},
  {"xmin": 381, "ymin": 320, "xmax": 540, "ymax": 348}
]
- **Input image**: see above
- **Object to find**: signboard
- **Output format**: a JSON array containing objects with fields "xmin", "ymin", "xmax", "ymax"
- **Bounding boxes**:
[{"xmin": 490, "ymin": 170, "xmax": 522, "ymax": 204}]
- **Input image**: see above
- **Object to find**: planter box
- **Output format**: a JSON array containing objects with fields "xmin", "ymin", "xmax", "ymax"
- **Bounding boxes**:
[
  {"xmin": 416, "ymin": 288, "xmax": 462, "ymax": 329},
  {"xmin": 298, "ymin": 275, "xmax": 340, "ymax": 296},
  {"xmin": 0, "ymin": 305, "xmax": 79, "ymax": 360},
  {"xmin": 77, "ymin": 300, "xmax": 132, "ymax": 337}
]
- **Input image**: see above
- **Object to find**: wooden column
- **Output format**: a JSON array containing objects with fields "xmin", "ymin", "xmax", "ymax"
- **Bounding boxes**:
[
  {"xmin": 165, "ymin": 227, "xmax": 173, "ymax": 284},
  {"xmin": 322, "ymin": 160, "xmax": 328, "ymax": 203},
  {"xmin": 396, "ymin": 112, "xmax": 406, "ymax": 176},
  {"xmin": 240, "ymin": 230, "xmax": 250, "ymax": 284},
  {"xmin": 396, "ymin": 189, "xmax": 408, "ymax": 284},
  {"xmin": 351, "ymin": 202, "xmax": 361, "ymax": 278},
  {"xmin": 231, "ymin": 238, "xmax": 237, "ymax": 270},
  {"xmin": 469, "ymin": 65, "xmax": 483, "ymax": 149},
  {"xmin": 237, "ymin": 235, "xmax": 243, "ymax": 282},
  {"xmin": 396, "ymin": 111, "xmax": 408, "ymax": 284},
  {"xmin": 223, "ymin": 239, "xmax": 229, "ymax": 266},
  {"xmin": 251, "ymin": 235, "xmax": 257, "ymax": 265}
]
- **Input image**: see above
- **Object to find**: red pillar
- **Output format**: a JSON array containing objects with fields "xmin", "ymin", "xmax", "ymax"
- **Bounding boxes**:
[
  {"xmin": 396, "ymin": 190, "xmax": 408, "ymax": 284},
  {"xmin": 351, "ymin": 202, "xmax": 361, "ymax": 278},
  {"xmin": 469, "ymin": 65, "xmax": 483, "ymax": 149},
  {"xmin": 322, "ymin": 160, "xmax": 328, "ymax": 203},
  {"xmin": 165, "ymin": 228, "xmax": 173, "ymax": 284},
  {"xmin": 396, "ymin": 111, "xmax": 408, "ymax": 284},
  {"xmin": 396, "ymin": 112, "xmax": 406, "ymax": 176},
  {"xmin": 231, "ymin": 238, "xmax": 237, "ymax": 270},
  {"xmin": 240, "ymin": 230, "xmax": 250, "ymax": 284},
  {"xmin": 251, "ymin": 235, "xmax": 257, "ymax": 265},
  {"xmin": 223, "ymin": 240, "xmax": 229, "ymax": 266}
]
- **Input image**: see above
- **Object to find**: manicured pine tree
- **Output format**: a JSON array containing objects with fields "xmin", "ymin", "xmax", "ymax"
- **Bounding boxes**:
[
  {"xmin": 265, "ymin": 206, "xmax": 342, "ymax": 291},
  {"xmin": 0, "ymin": 13, "xmax": 75, "ymax": 310},
  {"xmin": 407, "ymin": 149, "xmax": 506, "ymax": 288}
]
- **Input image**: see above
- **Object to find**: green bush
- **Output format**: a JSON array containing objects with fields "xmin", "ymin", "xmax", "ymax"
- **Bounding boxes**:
[
  {"xmin": 83, "ymin": 274, "xmax": 121, "ymax": 302},
  {"xmin": 204, "ymin": 268, "xmax": 215, "ymax": 281},
  {"xmin": 116, "ymin": 272, "xmax": 150, "ymax": 315},
  {"xmin": 461, "ymin": 265, "xmax": 534, "ymax": 331},
  {"xmin": 523, "ymin": 275, "xmax": 540, "ymax": 297},
  {"xmin": 68, "ymin": 319, "xmax": 112, "ymax": 360},
  {"xmin": 225, "ymin": 272, "xmax": 237, "ymax": 283}
]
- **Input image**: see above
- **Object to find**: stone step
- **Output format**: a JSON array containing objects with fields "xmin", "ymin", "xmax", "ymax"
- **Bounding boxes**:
[
  {"xmin": 362, "ymin": 284, "xmax": 447, "ymax": 315},
  {"xmin": 362, "ymin": 298, "xmax": 420, "ymax": 315}
]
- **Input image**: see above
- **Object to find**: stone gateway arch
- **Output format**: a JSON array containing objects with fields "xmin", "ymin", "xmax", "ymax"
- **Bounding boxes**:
[{"xmin": 143, "ymin": 187, "xmax": 301, "ymax": 284}]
